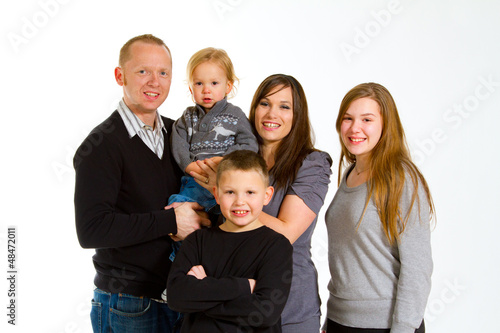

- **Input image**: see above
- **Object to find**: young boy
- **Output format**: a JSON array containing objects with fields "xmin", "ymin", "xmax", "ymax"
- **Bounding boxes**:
[{"xmin": 167, "ymin": 150, "xmax": 293, "ymax": 333}]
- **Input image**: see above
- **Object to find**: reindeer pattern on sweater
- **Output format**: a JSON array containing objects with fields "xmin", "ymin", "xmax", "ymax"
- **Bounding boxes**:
[{"xmin": 171, "ymin": 98, "xmax": 258, "ymax": 172}]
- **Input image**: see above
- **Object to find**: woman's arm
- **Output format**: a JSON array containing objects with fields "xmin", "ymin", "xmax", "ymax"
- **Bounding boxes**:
[
  {"xmin": 261, "ymin": 151, "xmax": 332, "ymax": 244},
  {"xmin": 259, "ymin": 195, "xmax": 317, "ymax": 244}
]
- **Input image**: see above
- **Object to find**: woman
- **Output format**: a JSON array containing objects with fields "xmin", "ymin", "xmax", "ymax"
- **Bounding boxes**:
[
  {"xmin": 323, "ymin": 83, "xmax": 434, "ymax": 333},
  {"xmin": 192, "ymin": 74, "xmax": 332, "ymax": 333}
]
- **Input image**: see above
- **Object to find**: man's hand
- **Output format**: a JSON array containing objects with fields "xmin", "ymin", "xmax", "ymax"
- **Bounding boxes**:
[
  {"xmin": 187, "ymin": 265, "xmax": 207, "ymax": 280},
  {"xmin": 168, "ymin": 202, "xmax": 210, "ymax": 240}
]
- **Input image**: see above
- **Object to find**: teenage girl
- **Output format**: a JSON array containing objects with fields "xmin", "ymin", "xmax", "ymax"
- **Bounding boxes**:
[{"xmin": 324, "ymin": 82, "xmax": 435, "ymax": 333}]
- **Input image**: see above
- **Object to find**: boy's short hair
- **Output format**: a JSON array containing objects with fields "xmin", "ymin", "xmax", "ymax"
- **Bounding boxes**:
[{"xmin": 216, "ymin": 150, "xmax": 269, "ymax": 186}]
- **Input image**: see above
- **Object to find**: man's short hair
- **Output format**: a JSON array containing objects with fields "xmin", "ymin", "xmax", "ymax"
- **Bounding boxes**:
[{"xmin": 119, "ymin": 34, "xmax": 171, "ymax": 67}]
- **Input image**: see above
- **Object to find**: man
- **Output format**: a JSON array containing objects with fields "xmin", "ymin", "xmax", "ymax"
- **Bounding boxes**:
[{"xmin": 74, "ymin": 34, "xmax": 210, "ymax": 332}]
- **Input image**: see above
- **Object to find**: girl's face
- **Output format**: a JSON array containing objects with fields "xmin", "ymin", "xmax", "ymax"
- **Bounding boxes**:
[
  {"xmin": 340, "ymin": 97, "xmax": 383, "ymax": 163},
  {"xmin": 189, "ymin": 61, "xmax": 232, "ymax": 112},
  {"xmin": 254, "ymin": 86, "xmax": 294, "ymax": 148}
]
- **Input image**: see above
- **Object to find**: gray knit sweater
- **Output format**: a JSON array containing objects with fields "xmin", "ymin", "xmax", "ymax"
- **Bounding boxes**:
[
  {"xmin": 325, "ymin": 165, "xmax": 432, "ymax": 333},
  {"xmin": 171, "ymin": 98, "xmax": 258, "ymax": 172}
]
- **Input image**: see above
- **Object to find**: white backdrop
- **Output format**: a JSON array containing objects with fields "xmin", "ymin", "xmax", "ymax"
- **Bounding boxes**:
[{"xmin": 1, "ymin": 0, "xmax": 499, "ymax": 332}]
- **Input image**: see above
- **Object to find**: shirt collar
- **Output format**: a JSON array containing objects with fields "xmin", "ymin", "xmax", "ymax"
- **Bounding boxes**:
[{"xmin": 117, "ymin": 99, "xmax": 165, "ymax": 138}]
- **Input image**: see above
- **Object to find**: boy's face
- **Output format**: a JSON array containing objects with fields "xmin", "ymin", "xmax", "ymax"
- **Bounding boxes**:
[{"xmin": 214, "ymin": 169, "xmax": 273, "ymax": 232}]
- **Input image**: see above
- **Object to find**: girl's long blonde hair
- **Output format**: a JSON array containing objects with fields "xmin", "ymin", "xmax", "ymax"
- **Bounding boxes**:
[{"xmin": 336, "ymin": 83, "xmax": 435, "ymax": 244}]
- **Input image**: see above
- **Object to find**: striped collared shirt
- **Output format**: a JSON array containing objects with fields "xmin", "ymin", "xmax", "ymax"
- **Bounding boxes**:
[{"xmin": 117, "ymin": 100, "xmax": 165, "ymax": 159}]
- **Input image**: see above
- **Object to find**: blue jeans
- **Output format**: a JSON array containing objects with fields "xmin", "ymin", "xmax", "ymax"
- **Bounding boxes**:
[
  {"xmin": 91, "ymin": 288, "xmax": 182, "ymax": 333},
  {"xmin": 168, "ymin": 176, "xmax": 219, "ymax": 262},
  {"xmin": 168, "ymin": 176, "xmax": 217, "ymax": 211}
]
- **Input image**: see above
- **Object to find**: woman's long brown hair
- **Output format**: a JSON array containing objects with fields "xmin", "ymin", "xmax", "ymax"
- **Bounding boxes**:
[
  {"xmin": 336, "ymin": 83, "xmax": 435, "ymax": 244},
  {"xmin": 249, "ymin": 74, "xmax": 317, "ymax": 191}
]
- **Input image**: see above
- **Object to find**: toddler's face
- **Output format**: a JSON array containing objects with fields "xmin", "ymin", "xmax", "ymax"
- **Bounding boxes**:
[{"xmin": 190, "ymin": 61, "xmax": 233, "ymax": 112}]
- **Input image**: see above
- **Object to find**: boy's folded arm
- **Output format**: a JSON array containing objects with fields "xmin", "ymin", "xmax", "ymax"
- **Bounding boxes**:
[
  {"xmin": 167, "ymin": 274, "xmax": 251, "ymax": 313},
  {"xmin": 166, "ymin": 233, "xmax": 252, "ymax": 313},
  {"xmin": 204, "ymin": 238, "xmax": 293, "ymax": 327}
]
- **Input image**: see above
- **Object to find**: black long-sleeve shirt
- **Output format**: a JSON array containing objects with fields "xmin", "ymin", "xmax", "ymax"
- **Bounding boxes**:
[
  {"xmin": 167, "ymin": 225, "xmax": 293, "ymax": 333},
  {"xmin": 74, "ymin": 111, "xmax": 183, "ymax": 298}
]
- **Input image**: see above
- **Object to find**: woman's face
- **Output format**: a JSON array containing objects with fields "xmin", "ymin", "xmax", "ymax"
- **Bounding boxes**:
[
  {"xmin": 254, "ymin": 86, "xmax": 294, "ymax": 148},
  {"xmin": 340, "ymin": 97, "xmax": 383, "ymax": 162}
]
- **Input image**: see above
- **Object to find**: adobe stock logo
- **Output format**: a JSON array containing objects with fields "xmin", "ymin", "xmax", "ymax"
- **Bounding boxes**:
[
  {"xmin": 425, "ymin": 278, "xmax": 466, "ymax": 323},
  {"xmin": 212, "ymin": 0, "xmax": 244, "ymax": 21},
  {"xmin": 411, "ymin": 75, "xmax": 498, "ymax": 165},
  {"xmin": 7, "ymin": 0, "xmax": 72, "ymax": 54},
  {"xmin": 339, "ymin": 0, "xmax": 403, "ymax": 64}
]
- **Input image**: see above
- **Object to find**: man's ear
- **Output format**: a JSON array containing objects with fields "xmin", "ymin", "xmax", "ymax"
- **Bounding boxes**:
[
  {"xmin": 264, "ymin": 186, "xmax": 274, "ymax": 205},
  {"xmin": 115, "ymin": 67, "xmax": 124, "ymax": 86}
]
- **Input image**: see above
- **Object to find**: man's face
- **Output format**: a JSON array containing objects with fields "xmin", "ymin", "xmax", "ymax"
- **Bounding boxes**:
[{"xmin": 115, "ymin": 41, "xmax": 172, "ymax": 116}]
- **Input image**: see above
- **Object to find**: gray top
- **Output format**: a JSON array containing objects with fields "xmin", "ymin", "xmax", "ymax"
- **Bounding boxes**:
[
  {"xmin": 171, "ymin": 98, "xmax": 258, "ymax": 172},
  {"xmin": 325, "ymin": 165, "xmax": 432, "ymax": 333},
  {"xmin": 263, "ymin": 150, "xmax": 332, "ymax": 326}
]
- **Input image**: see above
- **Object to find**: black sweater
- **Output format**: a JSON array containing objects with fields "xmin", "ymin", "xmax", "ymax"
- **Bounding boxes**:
[
  {"xmin": 167, "ymin": 226, "xmax": 293, "ymax": 333},
  {"xmin": 74, "ymin": 111, "xmax": 183, "ymax": 298}
]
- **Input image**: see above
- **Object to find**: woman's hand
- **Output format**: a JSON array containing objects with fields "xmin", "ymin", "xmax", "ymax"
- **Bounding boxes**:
[
  {"xmin": 190, "ymin": 158, "xmax": 220, "ymax": 191},
  {"xmin": 185, "ymin": 161, "xmax": 207, "ymax": 177}
]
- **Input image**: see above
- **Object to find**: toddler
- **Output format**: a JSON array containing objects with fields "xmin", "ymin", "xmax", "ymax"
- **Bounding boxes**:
[{"xmin": 169, "ymin": 47, "xmax": 258, "ymax": 212}]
